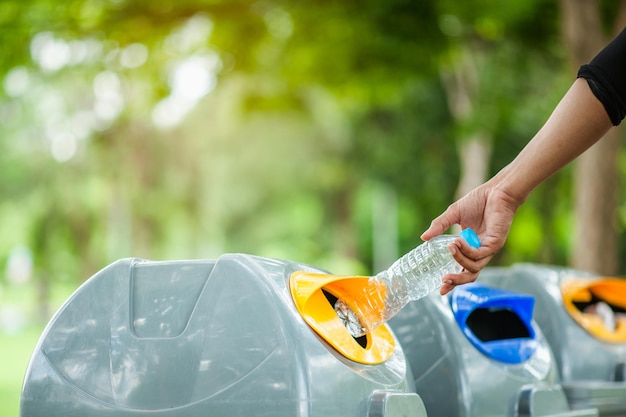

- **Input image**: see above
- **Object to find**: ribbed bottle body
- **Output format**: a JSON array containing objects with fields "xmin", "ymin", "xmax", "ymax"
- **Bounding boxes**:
[
  {"xmin": 377, "ymin": 235, "xmax": 461, "ymax": 300},
  {"xmin": 335, "ymin": 234, "xmax": 462, "ymax": 338}
]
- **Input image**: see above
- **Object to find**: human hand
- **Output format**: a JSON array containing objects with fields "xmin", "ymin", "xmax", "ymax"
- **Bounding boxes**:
[{"xmin": 421, "ymin": 182, "xmax": 522, "ymax": 294}]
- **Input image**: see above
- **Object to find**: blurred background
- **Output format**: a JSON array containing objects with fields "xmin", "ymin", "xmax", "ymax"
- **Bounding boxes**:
[{"xmin": 1, "ymin": 0, "xmax": 625, "ymax": 415}]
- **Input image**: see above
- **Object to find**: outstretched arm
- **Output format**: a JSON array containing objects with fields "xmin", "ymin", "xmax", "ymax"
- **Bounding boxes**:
[{"xmin": 422, "ymin": 77, "xmax": 613, "ymax": 295}]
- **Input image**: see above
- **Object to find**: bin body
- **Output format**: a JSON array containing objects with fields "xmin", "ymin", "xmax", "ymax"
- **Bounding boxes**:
[
  {"xmin": 21, "ymin": 255, "xmax": 420, "ymax": 417},
  {"xmin": 388, "ymin": 282, "xmax": 596, "ymax": 417},
  {"xmin": 480, "ymin": 264, "xmax": 626, "ymax": 415}
]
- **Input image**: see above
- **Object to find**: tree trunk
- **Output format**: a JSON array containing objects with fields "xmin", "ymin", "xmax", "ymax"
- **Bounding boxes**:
[
  {"xmin": 455, "ymin": 135, "xmax": 493, "ymax": 200},
  {"xmin": 560, "ymin": 0, "xmax": 624, "ymax": 274},
  {"xmin": 440, "ymin": 48, "xmax": 493, "ymax": 207},
  {"xmin": 573, "ymin": 129, "xmax": 621, "ymax": 273}
]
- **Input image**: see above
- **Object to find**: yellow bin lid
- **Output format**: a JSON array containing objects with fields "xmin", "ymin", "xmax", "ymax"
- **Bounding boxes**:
[
  {"xmin": 561, "ymin": 277, "xmax": 626, "ymax": 343},
  {"xmin": 289, "ymin": 271, "xmax": 395, "ymax": 364}
]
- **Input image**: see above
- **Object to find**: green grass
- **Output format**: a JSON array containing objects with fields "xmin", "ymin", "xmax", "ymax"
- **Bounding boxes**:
[
  {"xmin": 0, "ymin": 326, "xmax": 44, "ymax": 417},
  {"xmin": 0, "ymin": 281, "xmax": 76, "ymax": 417}
]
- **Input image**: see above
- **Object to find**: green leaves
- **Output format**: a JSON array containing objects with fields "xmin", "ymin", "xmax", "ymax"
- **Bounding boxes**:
[{"xmin": 0, "ymin": 0, "xmax": 574, "ymax": 300}]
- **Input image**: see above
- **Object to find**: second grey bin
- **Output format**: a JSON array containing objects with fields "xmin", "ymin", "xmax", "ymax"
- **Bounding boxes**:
[{"xmin": 388, "ymin": 282, "xmax": 597, "ymax": 417}]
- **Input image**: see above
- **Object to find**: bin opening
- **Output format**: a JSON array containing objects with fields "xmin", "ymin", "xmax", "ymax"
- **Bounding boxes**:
[
  {"xmin": 561, "ymin": 277, "xmax": 626, "ymax": 342},
  {"xmin": 450, "ymin": 283, "xmax": 538, "ymax": 364},
  {"xmin": 466, "ymin": 307, "xmax": 532, "ymax": 342},
  {"xmin": 322, "ymin": 288, "xmax": 368, "ymax": 348},
  {"xmin": 573, "ymin": 293, "xmax": 626, "ymax": 315},
  {"xmin": 289, "ymin": 270, "xmax": 395, "ymax": 364}
]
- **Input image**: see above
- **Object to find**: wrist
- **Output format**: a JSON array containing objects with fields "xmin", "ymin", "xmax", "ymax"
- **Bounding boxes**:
[{"xmin": 490, "ymin": 165, "xmax": 533, "ymax": 208}]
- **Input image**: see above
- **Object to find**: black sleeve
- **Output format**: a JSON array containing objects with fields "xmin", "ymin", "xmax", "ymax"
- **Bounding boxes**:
[{"xmin": 577, "ymin": 27, "xmax": 626, "ymax": 126}]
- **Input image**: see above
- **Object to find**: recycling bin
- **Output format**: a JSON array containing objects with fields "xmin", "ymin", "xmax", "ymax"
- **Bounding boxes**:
[
  {"xmin": 480, "ymin": 264, "xmax": 626, "ymax": 416},
  {"xmin": 387, "ymin": 282, "xmax": 597, "ymax": 417},
  {"xmin": 21, "ymin": 255, "xmax": 424, "ymax": 417}
]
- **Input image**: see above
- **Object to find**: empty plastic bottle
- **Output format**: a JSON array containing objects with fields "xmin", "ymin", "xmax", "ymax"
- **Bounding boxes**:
[{"xmin": 335, "ymin": 228, "xmax": 481, "ymax": 338}]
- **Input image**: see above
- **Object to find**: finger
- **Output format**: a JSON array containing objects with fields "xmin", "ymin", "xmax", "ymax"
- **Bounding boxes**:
[
  {"xmin": 421, "ymin": 212, "xmax": 456, "ymax": 241},
  {"xmin": 449, "ymin": 238, "xmax": 496, "ymax": 272},
  {"xmin": 441, "ymin": 270, "xmax": 479, "ymax": 288},
  {"xmin": 439, "ymin": 269, "xmax": 480, "ymax": 295},
  {"xmin": 420, "ymin": 222, "xmax": 446, "ymax": 241},
  {"xmin": 440, "ymin": 281, "xmax": 456, "ymax": 295}
]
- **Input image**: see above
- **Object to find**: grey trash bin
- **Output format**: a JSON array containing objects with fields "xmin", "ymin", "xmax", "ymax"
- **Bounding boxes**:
[
  {"xmin": 21, "ymin": 255, "xmax": 425, "ymax": 417},
  {"xmin": 388, "ymin": 282, "xmax": 598, "ymax": 417},
  {"xmin": 480, "ymin": 264, "xmax": 626, "ymax": 416}
]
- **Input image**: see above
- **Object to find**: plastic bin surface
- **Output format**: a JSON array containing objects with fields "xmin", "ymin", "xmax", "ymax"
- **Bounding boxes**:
[
  {"xmin": 388, "ymin": 282, "xmax": 596, "ymax": 417},
  {"xmin": 21, "ymin": 255, "xmax": 422, "ymax": 417}
]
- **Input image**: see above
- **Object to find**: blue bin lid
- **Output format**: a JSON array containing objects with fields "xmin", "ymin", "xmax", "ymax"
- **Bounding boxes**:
[{"xmin": 449, "ymin": 282, "xmax": 538, "ymax": 364}]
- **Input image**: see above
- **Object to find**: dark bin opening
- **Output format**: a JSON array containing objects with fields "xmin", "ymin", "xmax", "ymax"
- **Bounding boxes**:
[
  {"xmin": 451, "ymin": 283, "xmax": 537, "ymax": 364},
  {"xmin": 573, "ymin": 293, "xmax": 626, "ymax": 314},
  {"xmin": 322, "ymin": 288, "xmax": 368, "ymax": 348},
  {"xmin": 466, "ymin": 307, "xmax": 532, "ymax": 342}
]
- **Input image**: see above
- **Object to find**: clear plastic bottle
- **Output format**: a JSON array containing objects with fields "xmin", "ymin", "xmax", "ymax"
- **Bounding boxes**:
[{"xmin": 334, "ymin": 228, "xmax": 481, "ymax": 338}]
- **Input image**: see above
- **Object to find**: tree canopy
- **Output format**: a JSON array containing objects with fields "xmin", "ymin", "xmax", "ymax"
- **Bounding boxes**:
[{"xmin": 3, "ymin": 0, "xmax": 623, "ymax": 320}]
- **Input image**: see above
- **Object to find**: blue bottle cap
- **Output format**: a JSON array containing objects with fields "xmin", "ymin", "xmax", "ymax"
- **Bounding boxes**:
[{"xmin": 459, "ymin": 228, "xmax": 481, "ymax": 248}]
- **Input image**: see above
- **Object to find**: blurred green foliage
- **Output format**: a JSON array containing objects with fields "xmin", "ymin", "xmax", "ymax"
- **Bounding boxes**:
[{"xmin": 0, "ymin": 0, "xmax": 618, "ymax": 326}]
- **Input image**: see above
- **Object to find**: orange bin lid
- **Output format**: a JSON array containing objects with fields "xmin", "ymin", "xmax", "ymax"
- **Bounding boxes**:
[
  {"xmin": 289, "ymin": 271, "xmax": 395, "ymax": 365},
  {"xmin": 561, "ymin": 277, "xmax": 626, "ymax": 343}
]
